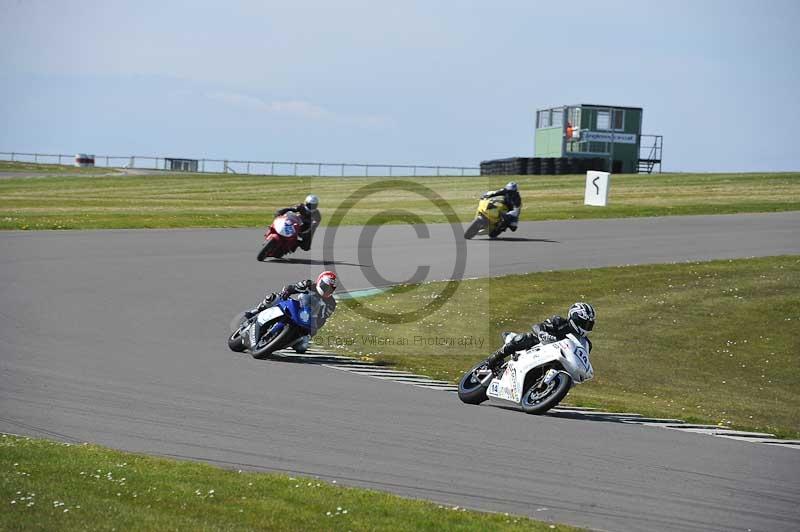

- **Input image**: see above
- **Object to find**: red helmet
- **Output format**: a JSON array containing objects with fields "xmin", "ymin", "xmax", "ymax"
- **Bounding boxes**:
[{"xmin": 316, "ymin": 271, "xmax": 337, "ymax": 298}]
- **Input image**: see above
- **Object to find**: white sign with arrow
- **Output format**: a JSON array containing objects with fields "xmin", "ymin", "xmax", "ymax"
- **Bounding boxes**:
[{"xmin": 584, "ymin": 171, "xmax": 610, "ymax": 206}]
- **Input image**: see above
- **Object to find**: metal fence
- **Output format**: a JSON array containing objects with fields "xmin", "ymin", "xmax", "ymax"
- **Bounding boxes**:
[{"xmin": 0, "ymin": 151, "xmax": 480, "ymax": 177}]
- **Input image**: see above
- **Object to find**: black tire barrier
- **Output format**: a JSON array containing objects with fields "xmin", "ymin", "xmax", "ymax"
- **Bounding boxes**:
[{"xmin": 529, "ymin": 157, "xmax": 542, "ymax": 175}]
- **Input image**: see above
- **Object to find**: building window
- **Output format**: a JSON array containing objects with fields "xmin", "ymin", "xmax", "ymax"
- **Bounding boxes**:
[
  {"xmin": 596, "ymin": 110, "xmax": 610, "ymax": 130},
  {"xmin": 612, "ymin": 109, "xmax": 624, "ymax": 130},
  {"xmin": 569, "ymin": 107, "xmax": 581, "ymax": 129},
  {"xmin": 551, "ymin": 110, "xmax": 563, "ymax": 128},
  {"xmin": 537, "ymin": 110, "xmax": 551, "ymax": 128},
  {"xmin": 596, "ymin": 109, "xmax": 625, "ymax": 131}
]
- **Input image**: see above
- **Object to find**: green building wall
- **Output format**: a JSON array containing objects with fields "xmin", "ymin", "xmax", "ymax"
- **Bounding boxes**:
[{"xmin": 534, "ymin": 127, "xmax": 563, "ymax": 158}]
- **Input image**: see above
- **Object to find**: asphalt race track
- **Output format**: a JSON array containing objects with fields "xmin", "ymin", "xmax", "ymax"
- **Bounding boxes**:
[{"xmin": 2, "ymin": 212, "xmax": 799, "ymax": 532}]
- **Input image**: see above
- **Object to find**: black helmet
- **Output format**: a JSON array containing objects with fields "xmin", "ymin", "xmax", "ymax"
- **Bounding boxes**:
[{"xmin": 568, "ymin": 302, "xmax": 596, "ymax": 335}]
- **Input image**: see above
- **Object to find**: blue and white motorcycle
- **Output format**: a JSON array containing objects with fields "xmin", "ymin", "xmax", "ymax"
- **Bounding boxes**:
[
  {"xmin": 227, "ymin": 293, "xmax": 324, "ymax": 359},
  {"xmin": 458, "ymin": 332, "xmax": 594, "ymax": 414}
]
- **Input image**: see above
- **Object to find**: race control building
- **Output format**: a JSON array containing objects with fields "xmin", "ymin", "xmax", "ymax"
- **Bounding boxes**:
[{"xmin": 535, "ymin": 104, "xmax": 662, "ymax": 174}]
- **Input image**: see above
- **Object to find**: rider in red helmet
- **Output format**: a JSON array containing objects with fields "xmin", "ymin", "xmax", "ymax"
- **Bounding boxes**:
[{"xmin": 245, "ymin": 271, "xmax": 338, "ymax": 353}]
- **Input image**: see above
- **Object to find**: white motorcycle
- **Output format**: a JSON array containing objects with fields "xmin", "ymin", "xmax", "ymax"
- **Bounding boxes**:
[{"xmin": 458, "ymin": 333, "xmax": 594, "ymax": 414}]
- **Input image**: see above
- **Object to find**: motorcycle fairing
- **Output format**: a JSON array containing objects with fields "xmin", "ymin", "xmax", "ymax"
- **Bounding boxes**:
[
  {"xmin": 485, "ymin": 334, "xmax": 593, "ymax": 403},
  {"xmin": 273, "ymin": 215, "xmax": 299, "ymax": 237},
  {"xmin": 276, "ymin": 297, "xmax": 314, "ymax": 331},
  {"xmin": 257, "ymin": 306, "xmax": 284, "ymax": 324}
]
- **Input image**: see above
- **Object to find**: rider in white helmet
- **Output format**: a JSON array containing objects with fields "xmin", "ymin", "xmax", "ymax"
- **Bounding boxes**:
[
  {"xmin": 481, "ymin": 182, "xmax": 521, "ymax": 235},
  {"xmin": 275, "ymin": 194, "xmax": 321, "ymax": 251},
  {"xmin": 484, "ymin": 302, "xmax": 596, "ymax": 370}
]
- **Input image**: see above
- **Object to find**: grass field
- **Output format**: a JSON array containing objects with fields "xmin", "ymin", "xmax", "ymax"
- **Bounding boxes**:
[
  {"xmin": 0, "ymin": 162, "xmax": 798, "ymax": 229},
  {"xmin": 0, "ymin": 434, "xmax": 580, "ymax": 532},
  {"xmin": 321, "ymin": 256, "xmax": 800, "ymax": 438},
  {"xmin": 0, "ymin": 161, "xmax": 112, "ymax": 175}
]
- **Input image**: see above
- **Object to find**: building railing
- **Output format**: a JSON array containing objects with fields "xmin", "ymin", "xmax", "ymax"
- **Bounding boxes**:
[{"xmin": 0, "ymin": 151, "xmax": 480, "ymax": 177}]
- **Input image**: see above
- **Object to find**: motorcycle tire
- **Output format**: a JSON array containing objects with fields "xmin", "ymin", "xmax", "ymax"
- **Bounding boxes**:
[
  {"xmin": 251, "ymin": 321, "xmax": 300, "ymax": 360},
  {"xmin": 227, "ymin": 329, "xmax": 246, "ymax": 352},
  {"xmin": 457, "ymin": 361, "xmax": 490, "ymax": 404},
  {"xmin": 520, "ymin": 371, "xmax": 572, "ymax": 414},
  {"xmin": 257, "ymin": 239, "xmax": 277, "ymax": 262},
  {"xmin": 464, "ymin": 217, "xmax": 486, "ymax": 240}
]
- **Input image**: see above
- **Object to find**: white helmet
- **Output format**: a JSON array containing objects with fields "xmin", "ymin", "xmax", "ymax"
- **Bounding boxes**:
[
  {"xmin": 504, "ymin": 182, "xmax": 518, "ymax": 192},
  {"xmin": 568, "ymin": 302, "xmax": 596, "ymax": 335},
  {"xmin": 304, "ymin": 194, "xmax": 319, "ymax": 211}
]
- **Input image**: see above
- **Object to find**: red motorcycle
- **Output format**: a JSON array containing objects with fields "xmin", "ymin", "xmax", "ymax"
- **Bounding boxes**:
[{"xmin": 257, "ymin": 212, "xmax": 303, "ymax": 261}]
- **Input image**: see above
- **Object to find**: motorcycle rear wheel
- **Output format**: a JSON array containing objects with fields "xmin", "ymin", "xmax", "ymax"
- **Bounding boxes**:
[
  {"xmin": 520, "ymin": 372, "xmax": 572, "ymax": 414},
  {"xmin": 464, "ymin": 217, "xmax": 487, "ymax": 240},
  {"xmin": 458, "ymin": 361, "xmax": 490, "ymax": 404}
]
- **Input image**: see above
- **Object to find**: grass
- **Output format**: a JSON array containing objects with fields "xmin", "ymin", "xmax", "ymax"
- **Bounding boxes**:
[
  {"xmin": 0, "ymin": 162, "xmax": 798, "ymax": 229},
  {"xmin": 0, "ymin": 434, "xmax": 580, "ymax": 532},
  {"xmin": 0, "ymin": 161, "xmax": 111, "ymax": 175},
  {"xmin": 320, "ymin": 256, "xmax": 800, "ymax": 438}
]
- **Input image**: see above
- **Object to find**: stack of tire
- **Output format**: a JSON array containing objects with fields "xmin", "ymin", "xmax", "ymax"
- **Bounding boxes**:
[
  {"xmin": 480, "ymin": 156, "xmax": 611, "ymax": 175},
  {"xmin": 480, "ymin": 157, "xmax": 530, "ymax": 176}
]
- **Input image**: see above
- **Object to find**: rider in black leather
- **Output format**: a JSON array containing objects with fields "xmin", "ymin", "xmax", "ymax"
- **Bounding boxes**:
[
  {"xmin": 482, "ymin": 182, "xmax": 521, "ymax": 233},
  {"xmin": 275, "ymin": 194, "xmax": 321, "ymax": 251},
  {"xmin": 485, "ymin": 302, "xmax": 596, "ymax": 369},
  {"xmin": 244, "ymin": 272, "xmax": 338, "ymax": 353}
]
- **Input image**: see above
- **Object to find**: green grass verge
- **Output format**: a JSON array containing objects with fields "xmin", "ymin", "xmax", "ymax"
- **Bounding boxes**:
[
  {"xmin": 321, "ymin": 256, "xmax": 800, "ymax": 438},
  {"xmin": 0, "ymin": 161, "xmax": 111, "ymax": 175},
  {"xmin": 0, "ymin": 162, "xmax": 798, "ymax": 229},
  {"xmin": 0, "ymin": 434, "xmax": 580, "ymax": 532}
]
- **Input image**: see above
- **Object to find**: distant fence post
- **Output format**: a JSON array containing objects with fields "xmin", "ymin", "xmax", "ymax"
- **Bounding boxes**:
[
  {"xmin": 58, "ymin": 154, "xmax": 62, "ymax": 164},
  {"xmin": 341, "ymin": 164, "xmax": 345, "ymax": 176},
  {"xmin": 11, "ymin": 152, "xmax": 15, "ymax": 162},
  {"xmin": 270, "ymin": 162, "xmax": 275, "ymax": 175}
]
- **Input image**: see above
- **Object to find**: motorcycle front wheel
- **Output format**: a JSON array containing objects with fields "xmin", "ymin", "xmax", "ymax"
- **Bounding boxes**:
[
  {"xmin": 251, "ymin": 321, "xmax": 300, "ymax": 360},
  {"xmin": 458, "ymin": 361, "xmax": 491, "ymax": 404},
  {"xmin": 257, "ymin": 239, "xmax": 278, "ymax": 261},
  {"xmin": 464, "ymin": 217, "xmax": 487, "ymax": 240},
  {"xmin": 227, "ymin": 313, "xmax": 248, "ymax": 352},
  {"xmin": 520, "ymin": 371, "xmax": 572, "ymax": 414}
]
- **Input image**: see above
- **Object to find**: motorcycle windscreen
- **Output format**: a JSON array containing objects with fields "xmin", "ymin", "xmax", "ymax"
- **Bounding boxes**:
[{"xmin": 295, "ymin": 293, "xmax": 319, "ymax": 328}]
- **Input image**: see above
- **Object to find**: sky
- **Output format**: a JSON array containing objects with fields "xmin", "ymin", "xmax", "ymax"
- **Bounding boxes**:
[{"xmin": 1, "ymin": 0, "xmax": 799, "ymax": 172}]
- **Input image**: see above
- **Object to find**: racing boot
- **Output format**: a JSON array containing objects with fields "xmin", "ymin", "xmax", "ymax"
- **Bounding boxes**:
[
  {"xmin": 484, "ymin": 349, "xmax": 506, "ymax": 370},
  {"xmin": 291, "ymin": 334, "xmax": 311, "ymax": 354},
  {"xmin": 502, "ymin": 213, "xmax": 518, "ymax": 232}
]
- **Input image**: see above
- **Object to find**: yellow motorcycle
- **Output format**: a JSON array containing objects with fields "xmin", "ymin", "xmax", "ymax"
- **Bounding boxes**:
[{"xmin": 464, "ymin": 197, "xmax": 510, "ymax": 239}]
